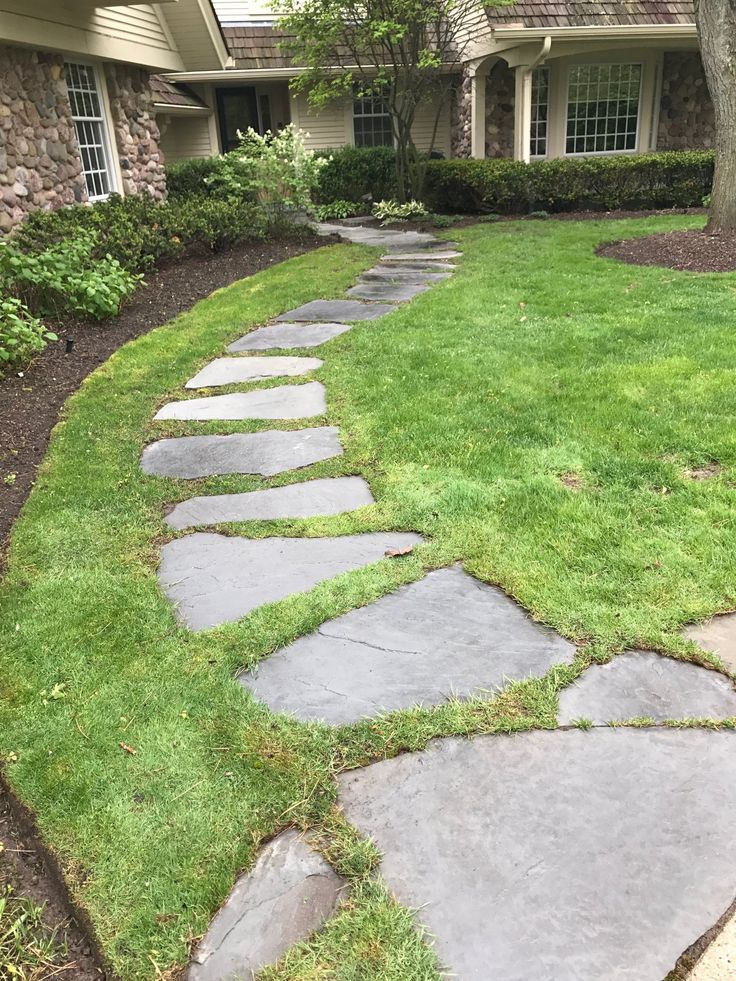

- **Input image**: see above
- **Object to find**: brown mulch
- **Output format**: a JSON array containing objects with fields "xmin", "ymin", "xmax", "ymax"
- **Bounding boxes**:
[
  {"xmin": 0, "ymin": 234, "xmax": 323, "ymax": 552},
  {"xmin": 597, "ymin": 227, "xmax": 736, "ymax": 273}
]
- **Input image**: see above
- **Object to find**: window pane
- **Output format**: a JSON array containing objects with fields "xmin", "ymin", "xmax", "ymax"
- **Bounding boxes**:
[
  {"xmin": 353, "ymin": 86, "xmax": 393, "ymax": 147},
  {"xmin": 65, "ymin": 62, "xmax": 113, "ymax": 200},
  {"xmin": 565, "ymin": 63, "xmax": 641, "ymax": 155},
  {"xmin": 530, "ymin": 67, "xmax": 549, "ymax": 158}
]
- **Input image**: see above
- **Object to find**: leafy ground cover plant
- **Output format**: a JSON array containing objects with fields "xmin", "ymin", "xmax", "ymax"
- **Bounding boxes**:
[
  {"xmin": 0, "ymin": 297, "xmax": 56, "ymax": 369},
  {"xmin": 313, "ymin": 200, "xmax": 365, "ymax": 221},
  {"xmin": 372, "ymin": 199, "xmax": 428, "ymax": 222}
]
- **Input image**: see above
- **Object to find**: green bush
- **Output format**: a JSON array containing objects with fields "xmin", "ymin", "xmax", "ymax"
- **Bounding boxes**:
[
  {"xmin": 424, "ymin": 151, "xmax": 714, "ymax": 214},
  {"xmin": 166, "ymin": 156, "xmax": 223, "ymax": 200},
  {"xmin": 313, "ymin": 199, "xmax": 365, "ymax": 221},
  {"xmin": 0, "ymin": 229, "xmax": 140, "ymax": 320},
  {"xmin": 0, "ymin": 296, "xmax": 56, "ymax": 367},
  {"xmin": 316, "ymin": 146, "xmax": 398, "ymax": 203}
]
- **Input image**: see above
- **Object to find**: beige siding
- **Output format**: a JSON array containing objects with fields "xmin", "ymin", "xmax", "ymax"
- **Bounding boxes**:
[
  {"xmin": 412, "ymin": 99, "xmax": 451, "ymax": 155},
  {"xmin": 291, "ymin": 92, "xmax": 351, "ymax": 149},
  {"xmin": 162, "ymin": 0, "xmax": 230, "ymax": 72},
  {"xmin": 0, "ymin": 0, "xmax": 183, "ymax": 69},
  {"xmin": 159, "ymin": 115, "xmax": 216, "ymax": 162}
]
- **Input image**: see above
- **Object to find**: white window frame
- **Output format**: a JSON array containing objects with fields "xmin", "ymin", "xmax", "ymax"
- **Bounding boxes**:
[
  {"xmin": 352, "ymin": 85, "xmax": 394, "ymax": 148},
  {"xmin": 530, "ymin": 66, "xmax": 550, "ymax": 160},
  {"xmin": 564, "ymin": 62, "xmax": 643, "ymax": 157},
  {"xmin": 65, "ymin": 61, "xmax": 118, "ymax": 201}
]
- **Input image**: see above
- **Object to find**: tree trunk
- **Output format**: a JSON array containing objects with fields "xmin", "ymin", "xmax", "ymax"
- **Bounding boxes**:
[{"xmin": 695, "ymin": 0, "xmax": 736, "ymax": 232}]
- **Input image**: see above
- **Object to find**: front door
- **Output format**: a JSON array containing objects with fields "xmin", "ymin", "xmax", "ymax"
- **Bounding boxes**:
[{"xmin": 217, "ymin": 87, "xmax": 260, "ymax": 152}]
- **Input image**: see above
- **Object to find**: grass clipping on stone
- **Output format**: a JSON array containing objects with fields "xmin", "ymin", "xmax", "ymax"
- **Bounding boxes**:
[{"xmin": 1, "ymin": 217, "xmax": 736, "ymax": 978}]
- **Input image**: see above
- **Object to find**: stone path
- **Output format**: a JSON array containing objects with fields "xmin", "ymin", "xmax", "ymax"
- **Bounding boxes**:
[{"xmin": 137, "ymin": 221, "xmax": 736, "ymax": 979}]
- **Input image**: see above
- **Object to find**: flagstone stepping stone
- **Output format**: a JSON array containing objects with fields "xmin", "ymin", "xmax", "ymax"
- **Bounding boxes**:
[
  {"xmin": 186, "ymin": 356, "xmax": 323, "ymax": 388},
  {"xmin": 155, "ymin": 382, "xmax": 326, "ymax": 421},
  {"xmin": 241, "ymin": 566, "xmax": 575, "ymax": 725},
  {"xmin": 347, "ymin": 282, "xmax": 431, "ymax": 302},
  {"xmin": 166, "ymin": 476, "xmax": 374, "ymax": 530},
  {"xmin": 159, "ymin": 531, "xmax": 422, "ymax": 631},
  {"xmin": 316, "ymin": 221, "xmax": 437, "ymax": 250},
  {"xmin": 228, "ymin": 322, "xmax": 352, "ymax": 352},
  {"xmin": 381, "ymin": 251, "xmax": 462, "ymax": 262},
  {"xmin": 339, "ymin": 728, "xmax": 736, "ymax": 980},
  {"xmin": 141, "ymin": 427, "xmax": 342, "ymax": 479},
  {"xmin": 188, "ymin": 829, "xmax": 347, "ymax": 981},
  {"xmin": 276, "ymin": 300, "xmax": 396, "ymax": 323},
  {"xmin": 558, "ymin": 650, "xmax": 736, "ymax": 725},
  {"xmin": 684, "ymin": 613, "xmax": 736, "ymax": 672},
  {"xmin": 360, "ymin": 266, "xmax": 453, "ymax": 284}
]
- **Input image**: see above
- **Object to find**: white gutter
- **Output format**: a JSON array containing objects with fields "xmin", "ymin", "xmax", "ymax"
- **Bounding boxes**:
[{"xmin": 492, "ymin": 23, "xmax": 696, "ymax": 41}]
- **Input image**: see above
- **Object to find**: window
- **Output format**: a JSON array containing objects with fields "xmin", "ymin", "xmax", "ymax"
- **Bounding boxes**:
[
  {"xmin": 566, "ymin": 63, "xmax": 641, "ymax": 155},
  {"xmin": 65, "ymin": 62, "xmax": 115, "ymax": 200},
  {"xmin": 353, "ymin": 87, "xmax": 393, "ymax": 147},
  {"xmin": 530, "ymin": 67, "xmax": 549, "ymax": 158}
]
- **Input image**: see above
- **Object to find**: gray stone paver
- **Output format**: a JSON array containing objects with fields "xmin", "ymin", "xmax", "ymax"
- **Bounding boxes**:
[
  {"xmin": 228, "ymin": 322, "xmax": 351, "ymax": 351},
  {"xmin": 360, "ymin": 266, "xmax": 453, "ymax": 284},
  {"xmin": 381, "ymin": 250, "xmax": 462, "ymax": 261},
  {"xmin": 347, "ymin": 282, "xmax": 430, "ymax": 302},
  {"xmin": 186, "ymin": 356, "xmax": 322, "ymax": 388},
  {"xmin": 141, "ymin": 428, "xmax": 342, "ymax": 478},
  {"xmin": 558, "ymin": 650, "xmax": 736, "ymax": 724},
  {"xmin": 159, "ymin": 531, "xmax": 423, "ymax": 630},
  {"xmin": 276, "ymin": 299, "xmax": 396, "ymax": 323},
  {"xmin": 241, "ymin": 565, "xmax": 575, "ymax": 725},
  {"xmin": 188, "ymin": 830, "xmax": 347, "ymax": 981},
  {"xmin": 154, "ymin": 382, "xmax": 326, "ymax": 421},
  {"xmin": 685, "ymin": 613, "xmax": 736, "ymax": 672},
  {"xmin": 166, "ymin": 476, "xmax": 374, "ymax": 530},
  {"xmin": 339, "ymin": 728, "xmax": 736, "ymax": 981},
  {"xmin": 316, "ymin": 221, "xmax": 438, "ymax": 250}
]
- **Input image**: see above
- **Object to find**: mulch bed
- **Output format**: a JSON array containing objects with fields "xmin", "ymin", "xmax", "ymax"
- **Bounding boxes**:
[
  {"xmin": 597, "ymin": 227, "xmax": 736, "ymax": 272},
  {"xmin": 0, "ymin": 234, "xmax": 323, "ymax": 553}
]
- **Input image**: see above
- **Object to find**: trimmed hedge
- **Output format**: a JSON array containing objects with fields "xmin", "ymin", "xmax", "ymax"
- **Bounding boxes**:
[
  {"xmin": 166, "ymin": 156, "xmax": 223, "ymax": 200},
  {"xmin": 315, "ymin": 146, "xmax": 398, "ymax": 203},
  {"xmin": 424, "ymin": 151, "xmax": 715, "ymax": 214}
]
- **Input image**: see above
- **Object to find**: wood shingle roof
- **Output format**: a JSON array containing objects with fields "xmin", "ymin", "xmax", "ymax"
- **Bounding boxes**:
[{"xmin": 485, "ymin": 0, "xmax": 695, "ymax": 28}]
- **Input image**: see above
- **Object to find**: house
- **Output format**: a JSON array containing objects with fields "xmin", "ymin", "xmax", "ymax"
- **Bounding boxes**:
[
  {"xmin": 0, "ymin": 0, "xmax": 714, "ymax": 231},
  {"xmin": 0, "ymin": 0, "xmax": 229, "ymax": 230},
  {"xmin": 158, "ymin": 0, "xmax": 711, "ymax": 166}
]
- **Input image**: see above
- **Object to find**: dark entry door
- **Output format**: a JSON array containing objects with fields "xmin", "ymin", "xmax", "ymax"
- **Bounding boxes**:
[{"xmin": 217, "ymin": 87, "xmax": 259, "ymax": 152}]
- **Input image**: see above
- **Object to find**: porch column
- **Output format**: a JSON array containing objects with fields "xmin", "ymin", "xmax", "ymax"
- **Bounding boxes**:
[
  {"xmin": 470, "ymin": 68, "xmax": 487, "ymax": 159},
  {"xmin": 513, "ymin": 67, "xmax": 532, "ymax": 163}
]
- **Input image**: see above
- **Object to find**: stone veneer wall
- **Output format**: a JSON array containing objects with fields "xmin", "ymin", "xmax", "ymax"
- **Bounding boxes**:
[
  {"xmin": 451, "ymin": 72, "xmax": 472, "ymax": 158},
  {"xmin": 0, "ymin": 46, "xmax": 87, "ymax": 232},
  {"xmin": 104, "ymin": 64, "xmax": 166, "ymax": 200},
  {"xmin": 485, "ymin": 62, "xmax": 514, "ymax": 159},
  {"xmin": 657, "ymin": 52, "xmax": 714, "ymax": 150}
]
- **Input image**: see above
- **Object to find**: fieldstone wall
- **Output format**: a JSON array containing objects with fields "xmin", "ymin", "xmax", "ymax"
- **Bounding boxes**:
[
  {"xmin": 451, "ymin": 72, "xmax": 472, "ymax": 158},
  {"xmin": 0, "ymin": 46, "xmax": 87, "ymax": 232},
  {"xmin": 485, "ymin": 61, "xmax": 514, "ymax": 158},
  {"xmin": 104, "ymin": 64, "xmax": 166, "ymax": 199},
  {"xmin": 657, "ymin": 52, "xmax": 714, "ymax": 150}
]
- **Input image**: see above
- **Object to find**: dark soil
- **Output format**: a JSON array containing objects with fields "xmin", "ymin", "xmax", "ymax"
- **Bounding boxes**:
[
  {"xmin": 597, "ymin": 227, "xmax": 736, "ymax": 272},
  {"xmin": 0, "ymin": 234, "xmax": 322, "ymax": 552}
]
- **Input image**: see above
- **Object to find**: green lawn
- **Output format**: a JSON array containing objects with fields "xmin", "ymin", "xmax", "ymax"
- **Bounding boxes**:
[{"xmin": 2, "ymin": 214, "xmax": 736, "ymax": 979}]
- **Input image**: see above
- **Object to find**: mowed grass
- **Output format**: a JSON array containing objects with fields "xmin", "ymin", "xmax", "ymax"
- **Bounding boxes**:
[{"xmin": 2, "ymin": 215, "xmax": 736, "ymax": 979}]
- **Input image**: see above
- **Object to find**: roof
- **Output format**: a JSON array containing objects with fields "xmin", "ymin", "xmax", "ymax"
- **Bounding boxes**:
[
  {"xmin": 222, "ymin": 26, "xmax": 298, "ymax": 69},
  {"xmin": 150, "ymin": 75, "xmax": 209, "ymax": 110},
  {"xmin": 485, "ymin": 0, "xmax": 695, "ymax": 28}
]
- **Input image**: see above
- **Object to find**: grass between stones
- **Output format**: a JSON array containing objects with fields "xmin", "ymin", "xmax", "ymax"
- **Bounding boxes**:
[{"xmin": 1, "ymin": 217, "xmax": 736, "ymax": 978}]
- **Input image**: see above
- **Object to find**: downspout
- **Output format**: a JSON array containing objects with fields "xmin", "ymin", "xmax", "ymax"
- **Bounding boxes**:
[
  {"xmin": 530, "ymin": 35, "xmax": 552, "ymax": 72},
  {"xmin": 514, "ymin": 35, "xmax": 551, "ymax": 164}
]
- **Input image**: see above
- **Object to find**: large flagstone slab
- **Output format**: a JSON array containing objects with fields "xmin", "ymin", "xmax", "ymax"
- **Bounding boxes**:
[
  {"xmin": 316, "ymin": 221, "xmax": 437, "ymax": 250},
  {"xmin": 166, "ymin": 476, "xmax": 374, "ymax": 530},
  {"xmin": 360, "ymin": 266, "xmax": 453, "ymax": 284},
  {"xmin": 186, "ymin": 356, "xmax": 322, "ymax": 388},
  {"xmin": 159, "ymin": 531, "xmax": 422, "ymax": 630},
  {"xmin": 241, "ymin": 566, "xmax": 575, "ymax": 724},
  {"xmin": 276, "ymin": 300, "xmax": 396, "ymax": 323},
  {"xmin": 228, "ymin": 322, "xmax": 351, "ymax": 351},
  {"xmin": 381, "ymin": 251, "xmax": 462, "ymax": 262},
  {"xmin": 339, "ymin": 728, "xmax": 736, "ymax": 980},
  {"xmin": 155, "ymin": 382, "xmax": 326, "ymax": 421},
  {"xmin": 558, "ymin": 650, "xmax": 736, "ymax": 725},
  {"xmin": 684, "ymin": 613, "xmax": 736, "ymax": 672},
  {"xmin": 141, "ymin": 428, "xmax": 342, "ymax": 479},
  {"xmin": 188, "ymin": 830, "xmax": 347, "ymax": 981},
  {"xmin": 347, "ymin": 282, "xmax": 430, "ymax": 302}
]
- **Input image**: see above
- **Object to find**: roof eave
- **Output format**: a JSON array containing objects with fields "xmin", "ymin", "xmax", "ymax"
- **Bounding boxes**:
[{"xmin": 491, "ymin": 22, "xmax": 697, "ymax": 41}]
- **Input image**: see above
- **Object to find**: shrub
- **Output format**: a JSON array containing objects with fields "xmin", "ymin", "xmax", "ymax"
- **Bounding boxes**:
[
  {"xmin": 313, "ymin": 199, "xmax": 365, "ymax": 221},
  {"xmin": 0, "ymin": 229, "xmax": 140, "ymax": 320},
  {"xmin": 0, "ymin": 296, "xmax": 56, "ymax": 367},
  {"xmin": 424, "ymin": 151, "xmax": 715, "ymax": 214},
  {"xmin": 372, "ymin": 198, "xmax": 428, "ymax": 221},
  {"xmin": 316, "ymin": 145, "xmax": 398, "ymax": 204},
  {"xmin": 163, "ymin": 197, "xmax": 268, "ymax": 250},
  {"xmin": 166, "ymin": 156, "xmax": 224, "ymax": 200}
]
